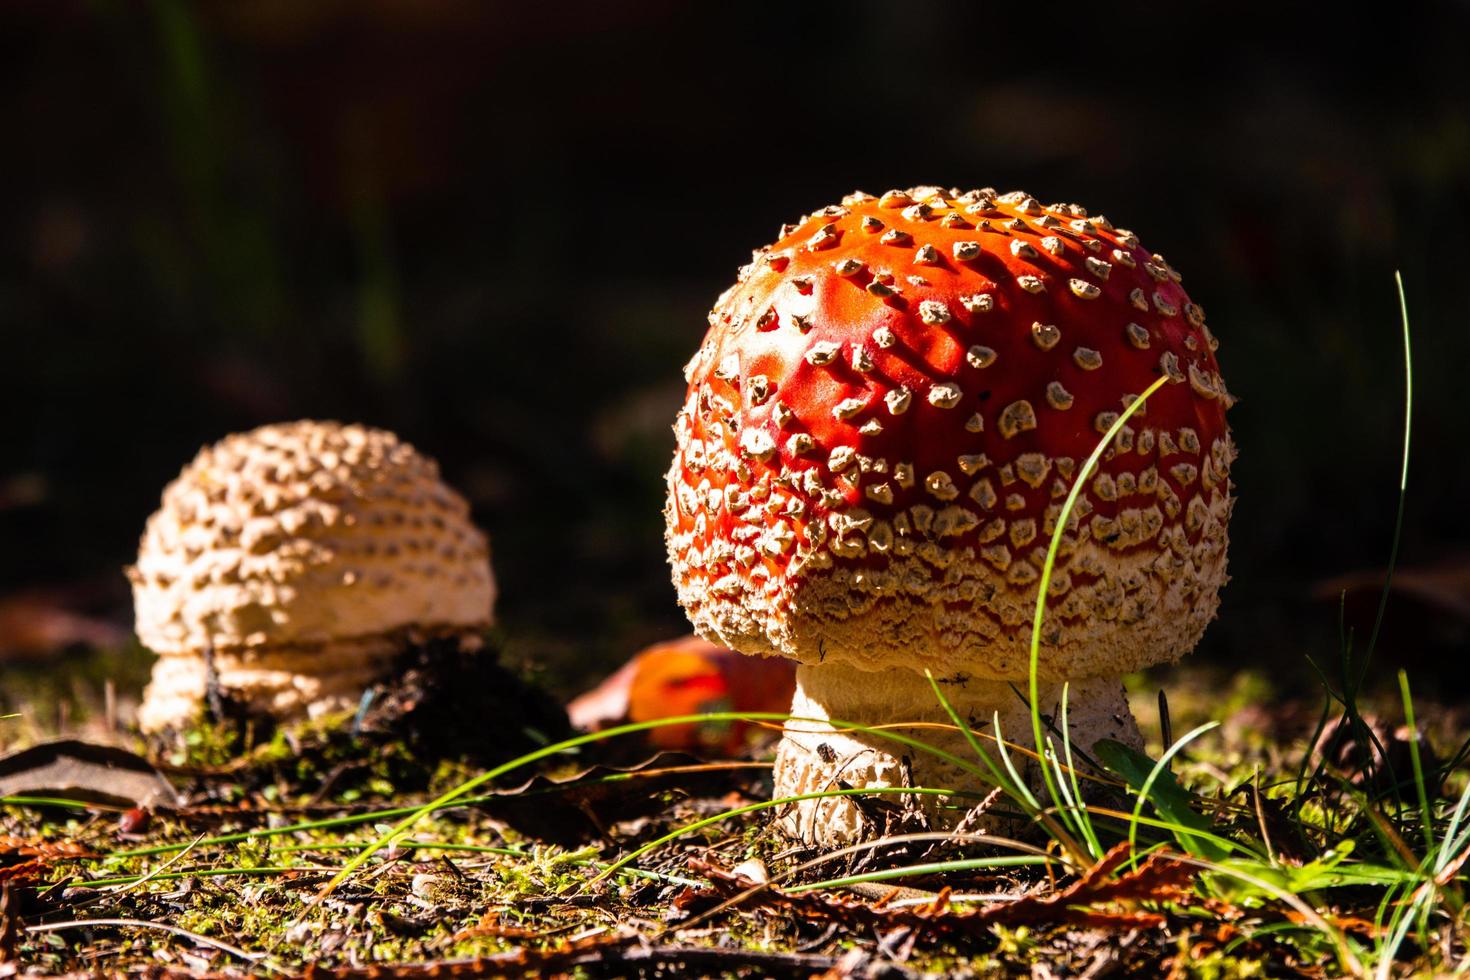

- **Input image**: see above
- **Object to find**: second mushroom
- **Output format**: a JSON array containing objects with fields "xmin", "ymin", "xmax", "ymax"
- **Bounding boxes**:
[
  {"xmin": 665, "ymin": 186, "xmax": 1236, "ymax": 845},
  {"xmin": 129, "ymin": 420, "xmax": 497, "ymax": 733}
]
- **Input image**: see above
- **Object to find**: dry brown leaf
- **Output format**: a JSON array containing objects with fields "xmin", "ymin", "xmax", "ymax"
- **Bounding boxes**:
[
  {"xmin": 0, "ymin": 834, "xmax": 95, "ymax": 885},
  {"xmin": 0, "ymin": 835, "xmax": 95, "ymax": 861},
  {"xmin": 0, "ymin": 739, "xmax": 184, "ymax": 809},
  {"xmin": 688, "ymin": 842, "xmax": 1193, "ymax": 936}
]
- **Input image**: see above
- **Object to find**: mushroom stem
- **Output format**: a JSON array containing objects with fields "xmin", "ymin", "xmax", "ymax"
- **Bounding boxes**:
[
  {"xmin": 138, "ymin": 630, "xmax": 484, "ymax": 733},
  {"xmin": 771, "ymin": 663, "xmax": 1142, "ymax": 846}
]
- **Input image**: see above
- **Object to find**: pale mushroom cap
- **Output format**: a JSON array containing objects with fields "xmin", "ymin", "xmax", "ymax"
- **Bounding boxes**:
[
  {"xmin": 129, "ymin": 420, "xmax": 495, "ymax": 728},
  {"xmin": 665, "ymin": 187, "xmax": 1234, "ymax": 681}
]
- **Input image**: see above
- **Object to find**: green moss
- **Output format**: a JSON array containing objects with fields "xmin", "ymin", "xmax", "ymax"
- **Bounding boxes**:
[{"xmin": 2, "ymin": 664, "xmax": 1466, "ymax": 976}]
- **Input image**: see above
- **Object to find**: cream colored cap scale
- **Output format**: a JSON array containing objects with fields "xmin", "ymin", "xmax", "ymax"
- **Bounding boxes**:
[{"xmin": 129, "ymin": 420, "xmax": 494, "ymax": 730}]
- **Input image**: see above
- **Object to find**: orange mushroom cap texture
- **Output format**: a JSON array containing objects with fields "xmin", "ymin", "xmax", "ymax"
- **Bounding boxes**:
[{"xmin": 665, "ymin": 187, "xmax": 1235, "ymax": 681}]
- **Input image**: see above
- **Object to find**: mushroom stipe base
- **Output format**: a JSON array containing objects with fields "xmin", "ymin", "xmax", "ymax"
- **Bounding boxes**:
[
  {"xmin": 144, "ymin": 637, "xmax": 569, "ymax": 771},
  {"xmin": 139, "ymin": 624, "xmax": 487, "ymax": 733},
  {"xmin": 772, "ymin": 663, "xmax": 1142, "ymax": 847}
]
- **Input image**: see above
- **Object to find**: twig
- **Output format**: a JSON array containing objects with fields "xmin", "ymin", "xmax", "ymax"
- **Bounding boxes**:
[
  {"xmin": 609, "ymin": 945, "xmax": 892, "ymax": 978},
  {"xmin": 845, "ymin": 881, "xmax": 939, "ymax": 904},
  {"xmin": 106, "ymin": 834, "xmax": 204, "ymax": 897},
  {"xmin": 300, "ymin": 939, "xmax": 890, "ymax": 980},
  {"xmin": 26, "ymin": 917, "xmax": 278, "ymax": 971},
  {"xmin": 42, "ymin": 833, "xmax": 207, "ymax": 920}
]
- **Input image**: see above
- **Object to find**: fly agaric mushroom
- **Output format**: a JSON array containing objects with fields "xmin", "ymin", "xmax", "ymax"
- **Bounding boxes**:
[
  {"xmin": 129, "ymin": 420, "xmax": 496, "ymax": 732},
  {"xmin": 665, "ymin": 186, "xmax": 1234, "ymax": 844}
]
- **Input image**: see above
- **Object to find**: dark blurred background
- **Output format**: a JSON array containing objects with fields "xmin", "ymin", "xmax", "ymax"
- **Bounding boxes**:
[{"xmin": 4, "ymin": 1, "xmax": 1469, "ymax": 705}]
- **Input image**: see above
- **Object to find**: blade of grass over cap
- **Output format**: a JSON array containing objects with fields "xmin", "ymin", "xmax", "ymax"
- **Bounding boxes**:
[{"xmin": 1026, "ymin": 374, "xmax": 1169, "ymax": 850}]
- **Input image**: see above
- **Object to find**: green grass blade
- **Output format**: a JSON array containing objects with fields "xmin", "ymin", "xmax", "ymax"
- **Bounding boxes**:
[
  {"xmin": 989, "ymin": 711, "xmax": 1041, "ymax": 813},
  {"xmin": 922, "ymin": 669, "xmax": 1088, "ymax": 857},
  {"xmin": 1085, "ymin": 809, "xmax": 1256, "ymax": 859},
  {"xmin": 663, "ymin": 830, "xmax": 1065, "ymax": 935},
  {"xmin": 1398, "ymin": 671, "xmax": 1434, "ymax": 853},
  {"xmin": 1027, "ymin": 375, "xmax": 1168, "ymax": 845},
  {"xmin": 1094, "ymin": 728, "xmax": 1230, "ymax": 862},
  {"xmin": 1167, "ymin": 854, "xmax": 1366, "ymax": 977},
  {"xmin": 594, "ymin": 785, "xmax": 976, "ymax": 883},
  {"xmin": 1, "ymin": 795, "xmax": 104, "ymax": 810},
  {"xmin": 109, "ymin": 764, "xmax": 764, "ymax": 860},
  {"xmin": 311, "ymin": 709, "xmax": 998, "ymax": 904},
  {"xmin": 1058, "ymin": 683, "xmax": 1104, "ymax": 859},
  {"xmin": 1358, "ymin": 271, "xmax": 1413, "ymax": 687},
  {"xmin": 923, "ymin": 668, "xmax": 1032, "ymax": 807},
  {"xmin": 1434, "ymin": 780, "xmax": 1470, "ymax": 877}
]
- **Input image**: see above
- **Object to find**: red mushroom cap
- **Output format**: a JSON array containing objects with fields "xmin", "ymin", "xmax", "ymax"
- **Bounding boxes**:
[{"xmin": 666, "ymin": 187, "xmax": 1234, "ymax": 680}]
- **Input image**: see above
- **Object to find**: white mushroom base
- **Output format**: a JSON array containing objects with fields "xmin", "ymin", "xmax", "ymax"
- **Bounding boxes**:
[
  {"xmin": 772, "ymin": 663, "xmax": 1142, "ymax": 847},
  {"xmin": 137, "ymin": 630, "xmax": 483, "ymax": 733}
]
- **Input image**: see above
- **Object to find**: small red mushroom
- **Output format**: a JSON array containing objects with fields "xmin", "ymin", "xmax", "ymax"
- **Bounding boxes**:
[
  {"xmin": 664, "ymin": 186, "xmax": 1235, "ymax": 844},
  {"xmin": 117, "ymin": 807, "xmax": 151, "ymax": 837},
  {"xmin": 567, "ymin": 636, "xmax": 795, "ymax": 755}
]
